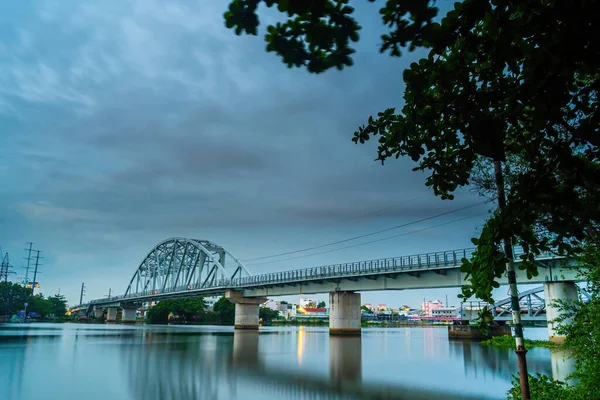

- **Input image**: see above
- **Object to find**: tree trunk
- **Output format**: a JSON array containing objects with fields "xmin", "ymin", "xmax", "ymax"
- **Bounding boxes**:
[{"xmin": 494, "ymin": 160, "xmax": 530, "ymax": 400}]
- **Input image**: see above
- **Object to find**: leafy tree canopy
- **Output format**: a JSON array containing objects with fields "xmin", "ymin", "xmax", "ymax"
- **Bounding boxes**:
[
  {"xmin": 259, "ymin": 306, "xmax": 280, "ymax": 322},
  {"xmin": 146, "ymin": 298, "xmax": 206, "ymax": 324},
  {"xmin": 224, "ymin": 0, "xmax": 600, "ymax": 303},
  {"xmin": 0, "ymin": 282, "xmax": 68, "ymax": 318},
  {"xmin": 317, "ymin": 301, "xmax": 326, "ymax": 308},
  {"xmin": 213, "ymin": 296, "xmax": 236, "ymax": 325}
]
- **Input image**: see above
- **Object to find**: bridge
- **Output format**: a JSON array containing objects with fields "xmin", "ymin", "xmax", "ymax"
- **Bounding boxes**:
[
  {"xmin": 85, "ymin": 237, "xmax": 583, "ymax": 339},
  {"xmin": 461, "ymin": 286, "xmax": 591, "ymax": 322}
]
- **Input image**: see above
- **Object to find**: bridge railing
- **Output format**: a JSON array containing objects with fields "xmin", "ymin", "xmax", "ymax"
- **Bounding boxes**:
[
  {"xmin": 229, "ymin": 248, "xmax": 477, "ymax": 288},
  {"xmin": 90, "ymin": 245, "xmax": 563, "ymax": 302}
]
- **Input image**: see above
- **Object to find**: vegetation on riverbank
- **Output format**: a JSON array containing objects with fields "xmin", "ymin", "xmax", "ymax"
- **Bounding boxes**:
[
  {"xmin": 481, "ymin": 336, "xmax": 559, "ymax": 349},
  {"xmin": 1, "ymin": 282, "xmax": 67, "ymax": 320},
  {"xmin": 507, "ymin": 244, "xmax": 600, "ymax": 399},
  {"xmin": 145, "ymin": 296, "xmax": 280, "ymax": 325}
]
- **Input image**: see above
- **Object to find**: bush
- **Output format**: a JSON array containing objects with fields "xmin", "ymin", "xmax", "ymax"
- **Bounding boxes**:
[{"xmin": 507, "ymin": 374, "xmax": 584, "ymax": 400}]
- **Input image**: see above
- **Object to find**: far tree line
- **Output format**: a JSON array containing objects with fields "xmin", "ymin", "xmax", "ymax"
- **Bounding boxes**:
[
  {"xmin": 145, "ymin": 296, "xmax": 279, "ymax": 325},
  {"xmin": 0, "ymin": 281, "xmax": 68, "ymax": 319}
]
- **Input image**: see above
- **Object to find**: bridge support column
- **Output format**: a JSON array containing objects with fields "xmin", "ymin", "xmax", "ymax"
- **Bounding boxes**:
[
  {"xmin": 121, "ymin": 307, "xmax": 137, "ymax": 324},
  {"xmin": 226, "ymin": 290, "xmax": 267, "ymax": 330},
  {"xmin": 93, "ymin": 307, "xmax": 104, "ymax": 319},
  {"xmin": 544, "ymin": 281, "xmax": 578, "ymax": 344},
  {"xmin": 106, "ymin": 307, "xmax": 118, "ymax": 323},
  {"xmin": 329, "ymin": 292, "xmax": 361, "ymax": 335}
]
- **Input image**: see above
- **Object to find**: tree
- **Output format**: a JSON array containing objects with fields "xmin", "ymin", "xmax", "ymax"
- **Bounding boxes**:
[
  {"xmin": 360, "ymin": 305, "xmax": 371, "ymax": 313},
  {"xmin": 317, "ymin": 301, "xmax": 326, "ymax": 308},
  {"xmin": 0, "ymin": 282, "xmax": 29, "ymax": 316},
  {"xmin": 224, "ymin": 2, "xmax": 600, "ymax": 397},
  {"xmin": 146, "ymin": 300, "xmax": 173, "ymax": 324},
  {"xmin": 213, "ymin": 296, "xmax": 236, "ymax": 325},
  {"xmin": 552, "ymin": 243, "xmax": 600, "ymax": 397},
  {"xmin": 47, "ymin": 294, "xmax": 68, "ymax": 318},
  {"xmin": 146, "ymin": 298, "xmax": 207, "ymax": 324},
  {"xmin": 28, "ymin": 294, "xmax": 53, "ymax": 317},
  {"xmin": 259, "ymin": 306, "xmax": 280, "ymax": 322}
]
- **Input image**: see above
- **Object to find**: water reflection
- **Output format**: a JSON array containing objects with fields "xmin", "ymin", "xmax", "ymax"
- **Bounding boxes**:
[
  {"xmin": 329, "ymin": 336, "xmax": 361, "ymax": 385},
  {"xmin": 449, "ymin": 338, "xmax": 553, "ymax": 380},
  {"xmin": 122, "ymin": 329, "xmax": 483, "ymax": 400},
  {"xmin": 551, "ymin": 349, "xmax": 576, "ymax": 384},
  {"xmin": 1, "ymin": 324, "xmax": 570, "ymax": 400}
]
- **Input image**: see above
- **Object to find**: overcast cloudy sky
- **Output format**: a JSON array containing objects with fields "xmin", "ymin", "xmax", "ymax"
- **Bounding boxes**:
[{"xmin": 0, "ymin": 0, "xmax": 504, "ymax": 307}]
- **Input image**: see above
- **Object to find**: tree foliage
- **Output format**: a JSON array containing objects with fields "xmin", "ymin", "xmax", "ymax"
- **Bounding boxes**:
[
  {"xmin": 317, "ymin": 301, "xmax": 326, "ymax": 308},
  {"xmin": 552, "ymin": 243, "xmax": 600, "ymax": 397},
  {"xmin": 0, "ymin": 282, "xmax": 67, "ymax": 318},
  {"xmin": 259, "ymin": 306, "xmax": 280, "ymax": 322},
  {"xmin": 224, "ymin": 0, "xmax": 600, "ymax": 303},
  {"xmin": 507, "ymin": 374, "xmax": 584, "ymax": 400},
  {"xmin": 146, "ymin": 298, "xmax": 207, "ymax": 324},
  {"xmin": 213, "ymin": 296, "xmax": 236, "ymax": 325}
]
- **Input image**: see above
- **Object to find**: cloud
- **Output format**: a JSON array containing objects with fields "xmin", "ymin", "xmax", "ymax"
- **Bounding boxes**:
[{"xmin": 0, "ymin": 0, "xmax": 488, "ymax": 306}]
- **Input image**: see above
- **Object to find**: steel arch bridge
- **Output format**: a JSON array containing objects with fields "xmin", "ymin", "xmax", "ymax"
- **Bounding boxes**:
[
  {"xmin": 491, "ymin": 286, "xmax": 591, "ymax": 320},
  {"xmin": 124, "ymin": 238, "xmax": 252, "ymax": 297}
]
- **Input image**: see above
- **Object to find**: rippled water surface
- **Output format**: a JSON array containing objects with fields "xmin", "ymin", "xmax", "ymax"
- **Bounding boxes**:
[{"xmin": 0, "ymin": 323, "xmax": 571, "ymax": 400}]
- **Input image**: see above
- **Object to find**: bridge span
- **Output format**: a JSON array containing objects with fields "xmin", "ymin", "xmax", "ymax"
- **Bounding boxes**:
[{"xmin": 86, "ymin": 237, "xmax": 583, "ymax": 340}]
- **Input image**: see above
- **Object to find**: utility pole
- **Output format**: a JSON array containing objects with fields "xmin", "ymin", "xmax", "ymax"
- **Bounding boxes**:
[
  {"xmin": 494, "ymin": 160, "xmax": 530, "ymax": 399},
  {"xmin": 105, "ymin": 288, "xmax": 112, "ymax": 299},
  {"xmin": 445, "ymin": 294, "xmax": 448, "ymax": 308},
  {"xmin": 79, "ymin": 282, "xmax": 86, "ymax": 306},
  {"xmin": 31, "ymin": 250, "xmax": 43, "ymax": 295},
  {"xmin": 23, "ymin": 242, "xmax": 34, "ymax": 288},
  {"xmin": 1, "ymin": 252, "xmax": 16, "ymax": 282}
]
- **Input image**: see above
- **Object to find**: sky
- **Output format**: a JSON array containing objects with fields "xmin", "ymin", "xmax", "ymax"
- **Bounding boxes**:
[{"xmin": 0, "ymin": 0, "xmax": 510, "ymax": 308}]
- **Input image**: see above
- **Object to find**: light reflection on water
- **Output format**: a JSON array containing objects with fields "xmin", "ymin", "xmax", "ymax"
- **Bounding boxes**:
[{"xmin": 0, "ymin": 324, "xmax": 570, "ymax": 400}]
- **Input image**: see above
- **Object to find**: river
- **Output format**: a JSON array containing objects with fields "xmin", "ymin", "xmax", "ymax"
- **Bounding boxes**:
[{"xmin": 0, "ymin": 324, "xmax": 572, "ymax": 400}]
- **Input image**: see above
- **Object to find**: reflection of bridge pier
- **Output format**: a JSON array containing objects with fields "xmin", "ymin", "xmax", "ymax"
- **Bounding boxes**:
[
  {"xmin": 551, "ymin": 349, "xmax": 575, "ymax": 384},
  {"xmin": 329, "ymin": 335, "xmax": 362, "ymax": 385},
  {"xmin": 232, "ymin": 330, "xmax": 261, "ymax": 368}
]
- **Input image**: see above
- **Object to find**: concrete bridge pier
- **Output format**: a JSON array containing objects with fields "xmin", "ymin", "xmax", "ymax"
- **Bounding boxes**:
[
  {"xmin": 121, "ymin": 307, "xmax": 137, "ymax": 324},
  {"xmin": 93, "ymin": 307, "xmax": 104, "ymax": 319},
  {"xmin": 544, "ymin": 280, "xmax": 578, "ymax": 343},
  {"xmin": 226, "ymin": 290, "xmax": 267, "ymax": 330},
  {"xmin": 329, "ymin": 292, "xmax": 361, "ymax": 335},
  {"xmin": 106, "ymin": 307, "xmax": 118, "ymax": 323}
]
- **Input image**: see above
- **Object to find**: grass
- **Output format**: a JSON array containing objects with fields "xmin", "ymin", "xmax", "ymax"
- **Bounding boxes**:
[{"xmin": 481, "ymin": 335, "xmax": 560, "ymax": 348}]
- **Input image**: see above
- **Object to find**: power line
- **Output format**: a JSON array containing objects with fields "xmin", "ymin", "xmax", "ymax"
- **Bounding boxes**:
[
  {"xmin": 246, "ymin": 212, "xmax": 487, "ymax": 267},
  {"xmin": 270, "ymin": 195, "xmax": 425, "ymax": 243},
  {"xmin": 244, "ymin": 200, "xmax": 490, "ymax": 262}
]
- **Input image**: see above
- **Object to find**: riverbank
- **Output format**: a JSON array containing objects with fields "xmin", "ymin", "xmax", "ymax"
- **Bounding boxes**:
[{"xmin": 481, "ymin": 335, "xmax": 560, "ymax": 349}]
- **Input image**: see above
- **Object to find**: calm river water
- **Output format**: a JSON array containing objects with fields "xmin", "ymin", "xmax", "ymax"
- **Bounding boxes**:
[{"xmin": 0, "ymin": 324, "xmax": 572, "ymax": 400}]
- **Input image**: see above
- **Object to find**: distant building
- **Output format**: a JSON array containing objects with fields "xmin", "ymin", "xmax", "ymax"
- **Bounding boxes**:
[
  {"xmin": 431, "ymin": 307, "xmax": 459, "ymax": 317},
  {"xmin": 421, "ymin": 299, "xmax": 444, "ymax": 316},
  {"xmin": 203, "ymin": 296, "xmax": 220, "ymax": 311},
  {"xmin": 300, "ymin": 298, "xmax": 316, "ymax": 308},
  {"xmin": 296, "ymin": 307, "xmax": 328, "ymax": 320}
]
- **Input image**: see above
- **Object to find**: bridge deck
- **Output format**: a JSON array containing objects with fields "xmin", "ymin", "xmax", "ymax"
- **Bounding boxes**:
[{"xmin": 89, "ymin": 247, "xmax": 578, "ymax": 307}]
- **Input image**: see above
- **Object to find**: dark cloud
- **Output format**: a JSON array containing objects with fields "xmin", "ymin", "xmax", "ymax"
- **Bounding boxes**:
[{"xmin": 0, "ymin": 0, "xmax": 487, "ymax": 305}]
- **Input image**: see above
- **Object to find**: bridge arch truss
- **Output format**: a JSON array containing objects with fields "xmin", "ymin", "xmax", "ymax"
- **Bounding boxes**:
[
  {"xmin": 492, "ymin": 285, "xmax": 591, "ymax": 319},
  {"xmin": 124, "ymin": 238, "xmax": 251, "ymax": 297}
]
